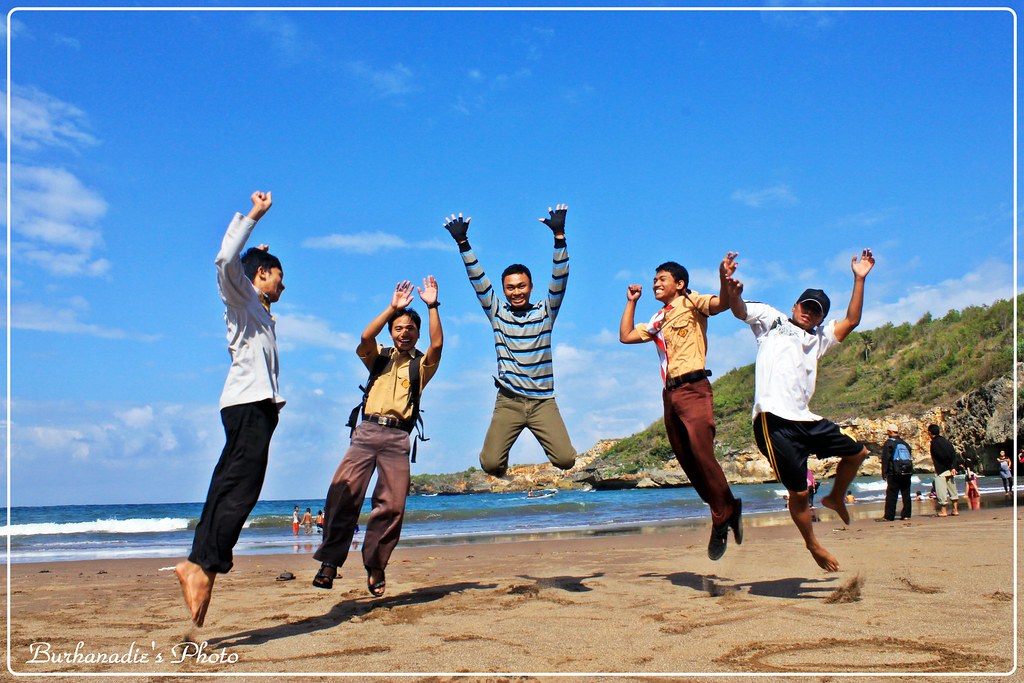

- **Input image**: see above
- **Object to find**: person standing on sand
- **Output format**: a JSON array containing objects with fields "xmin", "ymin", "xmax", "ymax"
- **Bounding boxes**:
[
  {"xmin": 618, "ymin": 254, "xmax": 743, "ymax": 561},
  {"xmin": 997, "ymin": 450, "xmax": 1013, "ymax": 496},
  {"xmin": 725, "ymin": 249, "xmax": 875, "ymax": 572},
  {"xmin": 879, "ymin": 423, "xmax": 914, "ymax": 521},
  {"xmin": 301, "ymin": 507, "xmax": 314, "ymax": 534},
  {"xmin": 442, "ymin": 206, "xmax": 576, "ymax": 478},
  {"xmin": 176, "ymin": 191, "xmax": 285, "ymax": 627},
  {"xmin": 312, "ymin": 278, "xmax": 443, "ymax": 596},
  {"xmin": 928, "ymin": 424, "xmax": 960, "ymax": 516},
  {"xmin": 292, "ymin": 506, "xmax": 300, "ymax": 535}
]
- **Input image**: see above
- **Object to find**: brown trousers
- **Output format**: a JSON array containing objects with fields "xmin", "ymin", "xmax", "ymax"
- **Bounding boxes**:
[
  {"xmin": 663, "ymin": 379, "xmax": 737, "ymax": 527},
  {"xmin": 313, "ymin": 422, "xmax": 411, "ymax": 571}
]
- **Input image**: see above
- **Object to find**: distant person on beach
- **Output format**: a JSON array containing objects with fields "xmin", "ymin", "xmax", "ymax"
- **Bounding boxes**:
[
  {"xmin": 879, "ymin": 423, "xmax": 914, "ymax": 521},
  {"xmin": 807, "ymin": 471, "xmax": 819, "ymax": 508},
  {"xmin": 443, "ymin": 207, "xmax": 576, "ymax": 477},
  {"xmin": 315, "ymin": 510, "xmax": 324, "ymax": 533},
  {"xmin": 312, "ymin": 278, "xmax": 443, "ymax": 596},
  {"xmin": 997, "ymin": 450, "xmax": 1012, "ymax": 496},
  {"xmin": 965, "ymin": 465, "xmax": 981, "ymax": 510},
  {"xmin": 292, "ymin": 506, "xmax": 300, "ymax": 535},
  {"xmin": 927, "ymin": 424, "xmax": 960, "ymax": 517},
  {"xmin": 725, "ymin": 248, "xmax": 875, "ymax": 572},
  {"xmin": 619, "ymin": 254, "xmax": 743, "ymax": 560},
  {"xmin": 301, "ymin": 508, "xmax": 314, "ymax": 534},
  {"xmin": 175, "ymin": 191, "xmax": 285, "ymax": 627}
]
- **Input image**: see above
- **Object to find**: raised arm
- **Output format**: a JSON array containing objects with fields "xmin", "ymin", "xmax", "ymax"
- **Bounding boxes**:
[
  {"xmin": 540, "ymin": 204, "xmax": 569, "ymax": 318},
  {"xmin": 708, "ymin": 251, "xmax": 739, "ymax": 315},
  {"xmin": 417, "ymin": 275, "xmax": 443, "ymax": 366},
  {"xmin": 833, "ymin": 248, "xmax": 874, "ymax": 342},
  {"xmin": 619, "ymin": 285, "xmax": 645, "ymax": 344},
  {"xmin": 444, "ymin": 213, "xmax": 496, "ymax": 317},
  {"xmin": 357, "ymin": 281, "xmax": 415, "ymax": 360},
  {"xmin": 216, "ymin": 191, "xmax": 273, "ymax": 305},
  {"xmin": 725, "ymin": 276, "xmax": 747, "ymax": 321}
]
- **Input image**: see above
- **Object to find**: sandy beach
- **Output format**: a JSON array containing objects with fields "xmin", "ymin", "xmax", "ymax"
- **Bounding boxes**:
[{"xmin": 6, "ymin": 498, "xmax": 1018, "ymax": 682}]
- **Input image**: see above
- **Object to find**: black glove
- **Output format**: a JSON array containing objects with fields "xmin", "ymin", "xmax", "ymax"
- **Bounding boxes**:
[
  {"xmin": 540, "ymin": 204, "xmax": 567, "ymax": 235},
  {"xmin": 443, "ymin": 214, "xmax": 470, "ymax": 243}
]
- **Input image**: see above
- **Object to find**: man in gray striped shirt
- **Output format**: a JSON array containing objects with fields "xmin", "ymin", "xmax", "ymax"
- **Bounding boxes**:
[{"xmin": 444, "ymin": 206, "xmax": 576, "ymax": 477}]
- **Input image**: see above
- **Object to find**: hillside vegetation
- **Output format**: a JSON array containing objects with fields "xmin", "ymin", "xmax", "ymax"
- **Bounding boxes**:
[{"xmin": 596, "ymin": 296, "xmax": 1017, "ymax": 472}]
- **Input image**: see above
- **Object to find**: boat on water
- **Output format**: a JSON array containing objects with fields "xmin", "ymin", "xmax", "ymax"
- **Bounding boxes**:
[{"xmin": 526, "ymin": 488, "xmax": 558, "ymax": 499}]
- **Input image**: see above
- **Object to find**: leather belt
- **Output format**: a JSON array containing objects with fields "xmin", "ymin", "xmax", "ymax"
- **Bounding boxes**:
[
  {"xmin": 363, "ymin": 414, "xmax": 413, "ymax": 432},
  {"xmin": 665, "ymin": 369, "xmax": 712, "ymax": 390}
]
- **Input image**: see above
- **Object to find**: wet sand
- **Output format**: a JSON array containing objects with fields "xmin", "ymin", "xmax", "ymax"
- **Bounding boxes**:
[{"xmin": 5, "ymin": 498, "xmax": 1019, "ymax": 682}]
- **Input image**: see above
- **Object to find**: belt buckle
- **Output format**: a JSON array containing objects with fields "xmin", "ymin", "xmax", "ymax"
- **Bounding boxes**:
[{"xmin": 376, "ymin": 415, "xmax": 388, "ymax": 426}]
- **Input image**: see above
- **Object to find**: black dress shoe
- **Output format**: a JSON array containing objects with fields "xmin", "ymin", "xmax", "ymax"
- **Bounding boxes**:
[
  {"xmin": 708, "ymin": 523, "xmax": 729, "ymax": 561},
  {"xmin": 729, "ymin": 499, "xmax": 743, "ymax": 545}
]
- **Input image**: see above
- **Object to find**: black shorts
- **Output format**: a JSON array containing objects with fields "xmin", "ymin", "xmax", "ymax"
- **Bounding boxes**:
[{"xmin": 752, "ymin": 412, "xmax": 864, "ymax": 492}]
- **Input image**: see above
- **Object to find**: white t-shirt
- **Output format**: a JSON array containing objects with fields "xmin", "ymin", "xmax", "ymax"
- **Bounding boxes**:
[
  {"xmin": 217, "ymin": 213, "xmax": 285, "ymax": 410},
  {"xmin": 743, "ymin": 302, "xmax": 840, "ymax": 422}
]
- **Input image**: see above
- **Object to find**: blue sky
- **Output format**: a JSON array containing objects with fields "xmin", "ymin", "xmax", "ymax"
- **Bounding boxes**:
[{"xmin": 5, "ymin": 5, "xmax": 1016, "ymax": 506}]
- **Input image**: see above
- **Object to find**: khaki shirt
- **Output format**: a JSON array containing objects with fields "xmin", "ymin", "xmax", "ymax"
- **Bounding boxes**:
[
  {"xmin": 358, "ymin": 344, "xmax": 438, "ymax": 421},
  {"xmin": 635, "ymin": 291, "xmax": 713, "ymax": 377}
]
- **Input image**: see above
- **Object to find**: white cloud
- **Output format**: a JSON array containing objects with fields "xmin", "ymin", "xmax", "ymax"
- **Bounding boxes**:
[
  {"xmin": 860, "ymin": 259, "xmax": 1013, "ymax": 329},
  {"xmin": 730, "ymin": 183, "xmax": 798, "ymax": 208},
  {"xmin": 302, "ymin": 231, "xmax": 448, "ymax": 254},
  {"xmin": 11, "ymin": 164, "xmax": 110, "ymax": 278},
  {"xmin": 11, "ymin": 298, "xmax": 160, "ymax": 341},
  {"xmin": 116, "ymin": 405, "xmax": 154, "ymax": 429},
  {"xmin": 5, "ymin": 85, "xmax": 98, "ymax": 151},
  {"xmin": 349, "ymin": 61, "xmax": 416, "ymax": 97},
  {"xmin": 247, "ymin": 14, "xmax": 314, "ymax": 65},
  {"xmin": 274, "ymin": 309, "xmax": 356, "ymax": 351}
]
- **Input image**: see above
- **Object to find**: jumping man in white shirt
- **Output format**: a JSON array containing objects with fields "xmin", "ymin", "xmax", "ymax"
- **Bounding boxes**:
[
  {"xmin": 176, "ymin": 191, "xmax": 285, "ymax": 626},
  {"xmin": 725, "ymin": 249, "xmax": 874, "ymax": 572}
]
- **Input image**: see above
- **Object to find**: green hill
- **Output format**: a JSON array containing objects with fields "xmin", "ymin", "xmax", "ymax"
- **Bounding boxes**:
[{"xmin": 599, "ymin": 296, "xmax": 1017, "ymax": 470}]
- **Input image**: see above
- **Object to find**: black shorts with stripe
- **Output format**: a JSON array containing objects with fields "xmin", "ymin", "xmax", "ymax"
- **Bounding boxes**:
[{"xmin": 752, "ymin": 412, "xmax": 865, "ymax": 492}]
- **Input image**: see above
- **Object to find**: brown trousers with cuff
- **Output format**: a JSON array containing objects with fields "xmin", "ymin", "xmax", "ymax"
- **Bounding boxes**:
[
  {"xmin": 313, "ymin": 422, "xmax": 411, "ymax": 572},
  {"xmin": 663, "ymin": 378, "xmax": 738, "ymax": 527}
]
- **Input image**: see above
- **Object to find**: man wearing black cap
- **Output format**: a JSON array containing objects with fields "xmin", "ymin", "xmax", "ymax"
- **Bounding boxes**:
[{"xmin": 725, "ymin": 249, "xmax": 874, "ymax": 572}]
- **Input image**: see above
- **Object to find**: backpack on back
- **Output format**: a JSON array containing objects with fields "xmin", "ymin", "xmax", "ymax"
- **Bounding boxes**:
[{"xmin": 892, "ymin": 441, "xmax": 914, "ymax": 476}]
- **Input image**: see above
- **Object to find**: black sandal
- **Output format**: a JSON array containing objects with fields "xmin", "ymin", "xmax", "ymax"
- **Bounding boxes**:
[
  {"xmin": 312, "ymin": 563, "xmax": 337, "ymax": 590},
  {"xmin": 367, "ymin": 569, "xmax": 386, "ymax": 597}
]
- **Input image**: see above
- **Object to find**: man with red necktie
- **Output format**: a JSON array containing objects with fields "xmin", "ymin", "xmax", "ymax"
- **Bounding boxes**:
[{"xmin": 619, "ymin": 253, "xmax": 742, "ymax": 561}]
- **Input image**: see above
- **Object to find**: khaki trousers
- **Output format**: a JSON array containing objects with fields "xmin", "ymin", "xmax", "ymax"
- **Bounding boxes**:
[
  {"xmin": 479, "ymin": 392, "xmax": 576, "ymax": 476},
  {"xmin": 313, "ymin": 422, "xmax": 411, "ymax": 571}
]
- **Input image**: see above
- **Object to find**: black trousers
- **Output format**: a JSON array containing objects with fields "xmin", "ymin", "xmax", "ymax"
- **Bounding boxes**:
[
  {"xmin": 189, "ymin": 399, "xmax": 279, "ymax": 573},
  {"xmin": 883, "ymin": 473, "xmax": 913, "ymax": 520}
]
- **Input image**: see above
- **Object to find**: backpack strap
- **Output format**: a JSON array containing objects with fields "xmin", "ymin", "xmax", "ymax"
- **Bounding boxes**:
[
  {"xmin": 406, "ymin": 352, "xmax": 429, "ymax": 463},
  {"xmin": 346, "ymin": 348, "xmax": 394, "ymax": 437}
]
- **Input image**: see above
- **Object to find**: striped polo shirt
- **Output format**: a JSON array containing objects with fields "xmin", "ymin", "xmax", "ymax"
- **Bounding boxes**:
[{"xmin": 460, "ymin": 240, "xmax": 568, "ymax": 398}]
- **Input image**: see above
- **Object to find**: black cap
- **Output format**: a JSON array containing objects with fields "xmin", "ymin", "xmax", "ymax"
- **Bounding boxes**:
[{"xmin": 796, "ymin": 288, "xmax": 830, "ymax": 318}]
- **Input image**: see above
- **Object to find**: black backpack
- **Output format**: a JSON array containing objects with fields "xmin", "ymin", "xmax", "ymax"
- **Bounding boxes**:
[{"xmin": 345, "ymin": 347, "xmax": 428, "ymax": 462}]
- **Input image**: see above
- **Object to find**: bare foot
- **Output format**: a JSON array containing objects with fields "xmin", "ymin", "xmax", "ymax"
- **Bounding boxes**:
[
  {"xmin": 936, "ymin": 509, "xmax": 948, "ymax": 517},
  {"xmin": 807, "ymin": 543, "xmax": 840, "ymax": 572},
  {"xmin": 175, "ymin": 560, "xmax": 216, "ymax": 627},
  {"xmin": 820, "ymin": 494, "xmax": 850, "ymax": 525}
]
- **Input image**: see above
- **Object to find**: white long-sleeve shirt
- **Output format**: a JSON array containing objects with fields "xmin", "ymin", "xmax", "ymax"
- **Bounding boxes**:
[{"xmin": 216, "ymin": 213, "xmax": 285, "ymax": 410}]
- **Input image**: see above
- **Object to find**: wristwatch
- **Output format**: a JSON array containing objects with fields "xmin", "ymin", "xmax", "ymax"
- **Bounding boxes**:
[{"xmin": 426, "ymin": 302, "xmax": 441, "ymax": 309}]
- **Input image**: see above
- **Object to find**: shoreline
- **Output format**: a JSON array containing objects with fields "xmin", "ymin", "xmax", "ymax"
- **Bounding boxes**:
[{"xmin": 7, "ymin": 500, "xmax": 1017, "ymax": 679}]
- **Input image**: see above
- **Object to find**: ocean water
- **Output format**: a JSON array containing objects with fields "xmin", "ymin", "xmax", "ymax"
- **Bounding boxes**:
[{"xmin": 4, "ymin": 475, "xmax": 1010, "ymax": 564}]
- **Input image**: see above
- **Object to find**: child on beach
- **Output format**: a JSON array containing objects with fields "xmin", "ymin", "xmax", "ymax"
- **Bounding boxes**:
[
  {"xmin": 725, "ymin": 249, "xmax": 875, "ymax": 571},
  {"xmin": 618, "ymin": 254, "xmax": 743, "ymax": 560},
  {"xmin": 312, "ymin": 278, "xmax": 443, "ymax": 596},
  {"xmin": 176, "ymin": 191, "xmax": 285, "ymax": 627},
  {"xmin": 442, "ymin": 207, "xmax": 577, "ymax": 478}
]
